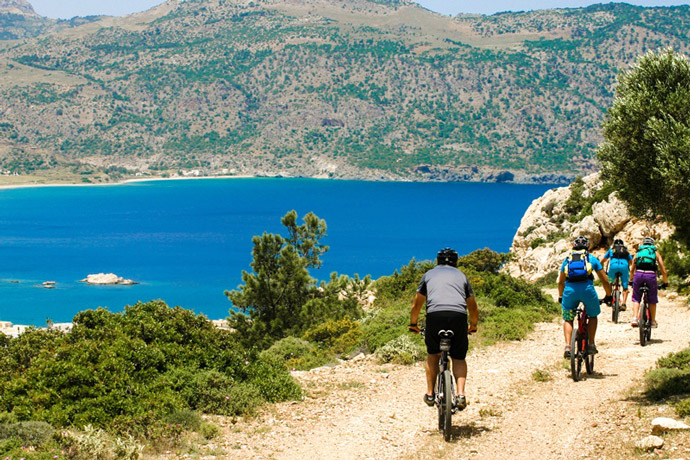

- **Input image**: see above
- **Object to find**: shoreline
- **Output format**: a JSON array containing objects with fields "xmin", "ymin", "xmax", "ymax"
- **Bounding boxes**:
[
  {"xmin": 0, "ymin": 174, "xmax": 256, "ymax": 191},
  {"xmin": 0, "ymin": 172, "xmax": 570, "ymax": 191}
]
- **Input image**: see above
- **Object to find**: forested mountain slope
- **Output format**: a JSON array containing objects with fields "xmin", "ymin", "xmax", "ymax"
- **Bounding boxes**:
[{"xmin": 1, "ymin": 0, "xmax": 689, "ymax": 183}]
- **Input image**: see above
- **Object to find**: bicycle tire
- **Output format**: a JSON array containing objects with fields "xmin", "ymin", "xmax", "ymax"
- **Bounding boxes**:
[
  {"xmin": 639, "ymin": 301, "xmax": 648, "ymax": 346},
  {"xmin": 442, "ymin": 370, "xmax": 453, "ymax": 442},
  {"xmin": 585, "ymin": 347, "xmax": 594, "ymax": 374},
  {"xmin": 436, "ymin": 372, "xmax": 444, "ymax": 431},
  {"xmin": 570, "ymin": 329, "xmax": 581, "ymax": 381},
  {"xmin": 612, "ymin": 290, "xmax": 620, "ymax": 323}
]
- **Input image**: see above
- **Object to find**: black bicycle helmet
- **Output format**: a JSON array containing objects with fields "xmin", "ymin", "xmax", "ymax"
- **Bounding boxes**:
[
  {"xmin": 643, "ymin": 236, "xmax": 655, "ymax": 246},
  {"xmin": 437, "ymin": 247, "xmax": 459, "ymax": 267},
  {"xmin": 573, "ymin": 235, "xmax": 589, "ymax": 250},
  {"xmin": 613, "ymin": 238, "xmax": 624, "ymax": 246}
]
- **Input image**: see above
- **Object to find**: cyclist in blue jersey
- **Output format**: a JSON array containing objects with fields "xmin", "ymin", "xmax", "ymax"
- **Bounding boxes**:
[
  {"xmin": 558, "ymin": 236, "xmax": 612, "ymax": 358},
  {"xmin": 601, "ymin": 238, "xmax": 633, "ymax": 311}
]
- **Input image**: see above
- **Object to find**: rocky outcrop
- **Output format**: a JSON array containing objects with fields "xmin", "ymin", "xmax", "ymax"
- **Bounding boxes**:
[
  {"xmin": 504, "ymin": 173, "xmax": 675, "ymax": 281},
  {"xmin": 0, "ymin": 0, "xmax": 37, "ymax": 15},
  {"xmin": 81, "ymin": 273, "xmax": 137, "ymax": 285}
]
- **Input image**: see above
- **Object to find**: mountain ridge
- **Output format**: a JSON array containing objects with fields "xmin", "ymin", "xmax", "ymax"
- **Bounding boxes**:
[{"xmin": 0, "ymin": 1, "xmax": 689, "ymax": 184}]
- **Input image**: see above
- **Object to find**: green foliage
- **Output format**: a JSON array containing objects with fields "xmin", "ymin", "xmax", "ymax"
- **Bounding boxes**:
[
  {"xmin": 0, "ymin": 420, "xmax": 54, "ymax": 447},
  {"xmin": 303, "ymin": 317, "xmax": 362, "ymax": 354},
  {"xmin": 658, "ymin": 239, "xmax": 690, "ymax": 281},
  {"xmin": 373, "ymin": 259, "xmax": 434, "ymax": 302},
  {"xmin": 644, "ymin": 367, "xmax": 690, "ymax": 401},
  {"xmin": 457, "ymin": 248, "xmax": 511, "ymax": 274},
  {"xmin": 675, "ymin": 398, "xmax": 690, "ymax": 417},
  {"xmin": 0, "ymin": 301, "xmax": 300, "ymax": 439},
  {"xmin": 226, "ymin": 211, "xmax": 366, "ymax": 348},
  {"xmin": 645, "ymin": 348, "xmax": 690, "ymax": 402},
  {"xmin": 375, "ymin": 335, "xmax": 425, "ymax": 365},
  {"xmin": 598, "ymin": 49, "xmax": 690, "ymax": 244},
  {"xmin": 259, "ymin": 336, "xmax": 329, "ymax": 371}
]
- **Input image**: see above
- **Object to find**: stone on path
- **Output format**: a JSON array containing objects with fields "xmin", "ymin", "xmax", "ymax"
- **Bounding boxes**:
[
  {"xmin": 635, "ymin": 435, "xmax": 664, "ymax": 451},
  {"xmin": 651, "ymin": 417, "xmax": 690, "ymax": 435}
]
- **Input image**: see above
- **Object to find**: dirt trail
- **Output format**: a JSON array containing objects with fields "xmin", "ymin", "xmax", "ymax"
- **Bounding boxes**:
[{"xmin": 215, "ymin": 290, "xmax": 690, "ymax": 460}]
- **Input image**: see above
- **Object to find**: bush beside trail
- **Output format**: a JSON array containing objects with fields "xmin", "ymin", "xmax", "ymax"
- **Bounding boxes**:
[{"xmin": 0, "ymin": 300, "xmax": 301, "ymax": 456}]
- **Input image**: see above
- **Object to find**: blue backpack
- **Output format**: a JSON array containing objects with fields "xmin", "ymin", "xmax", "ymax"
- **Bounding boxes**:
[{"xmin": 564, "ymin": 250, "xmax": 593, "ymax": 282}]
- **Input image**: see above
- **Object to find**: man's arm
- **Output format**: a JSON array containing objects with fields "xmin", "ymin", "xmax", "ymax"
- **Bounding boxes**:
[
  {"xmin": 467, "ymin": 296, "xmax": 479, "ymax": 333},
  {"xmin": 558, "ymin": 271, "xmax": 566, "ymax": 302},
  {"xmin": 596, "ymin": 268, "xmax": 612, "ymax": 295},
  {"xmin": 657, "ymin": 252, "xmax": 669, "ymax": 285},
  {"xmin": 409, "ymin": 292, "xmax": 425, "ymax": 333}
]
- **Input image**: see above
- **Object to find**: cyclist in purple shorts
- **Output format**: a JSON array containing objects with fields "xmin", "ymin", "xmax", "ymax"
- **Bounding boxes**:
[{"xmin": 630, "ymin": 237, "xmax": 669, "ymax": 328}]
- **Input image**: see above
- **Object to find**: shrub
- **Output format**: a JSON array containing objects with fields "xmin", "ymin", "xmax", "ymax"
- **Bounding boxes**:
[
  {"xmin": 675, "ymin": 398, "xmax": 690, "ymax": 417},
  {"xmin": 0, "ymin": 301, "xmax": 301, "ymax": 439},
  {"xmin": 644, "ymin": 367, "xmax": 690, "ymax": 400},
  {"xmin": 260, "ymin": 336, "xmax": 330, "ymax": 370},
  {"xmin": 0, "ymin": 420, "xmax": 54, "ymax": 446},
  {"xmin": 656, "ymin": 348, "xmax": 690, "ymax": 371},
  {"xmin": 375, "ymin": 335, "xmax": 425, "ymax": 365},
  {"xmin": 457, "ymin": 248, "xmax": 511, "ymax": 273},
  {"xmin": 530, "ymin": 237, "xmax": 546, "ymax": 249}
]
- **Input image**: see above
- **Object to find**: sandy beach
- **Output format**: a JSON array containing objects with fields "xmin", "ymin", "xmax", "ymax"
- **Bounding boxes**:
[{"xmin": 0, "ymin": 174, "xmax": 256, "ymax": 191}]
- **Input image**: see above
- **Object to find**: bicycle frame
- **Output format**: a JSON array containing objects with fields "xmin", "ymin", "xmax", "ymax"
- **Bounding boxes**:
[{"xmin": 570, "ymin": 303, "xmax": 594, "ymax": 381}]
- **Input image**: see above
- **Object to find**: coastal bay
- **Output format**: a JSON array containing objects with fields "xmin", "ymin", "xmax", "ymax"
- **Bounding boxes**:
[{"xmin": 0, "ymin": 178, "xmax": 552, "ymax": 325}]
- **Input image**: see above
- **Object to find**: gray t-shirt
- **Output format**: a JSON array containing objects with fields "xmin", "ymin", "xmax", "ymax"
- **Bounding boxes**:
[{"xmin": 417, "ymin": 264, "xmax": 474, "ymax": 314}]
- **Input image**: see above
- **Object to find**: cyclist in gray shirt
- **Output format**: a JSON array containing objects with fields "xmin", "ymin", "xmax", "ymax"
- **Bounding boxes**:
[{"xmin": 409, "ymin": 248, "xmax": 479, "ymax": 410}]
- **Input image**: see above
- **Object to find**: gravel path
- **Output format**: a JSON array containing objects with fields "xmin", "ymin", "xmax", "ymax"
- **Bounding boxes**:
[{"xmin": 214, "ymin": 289, "xmax": 690, "ymax": 460}]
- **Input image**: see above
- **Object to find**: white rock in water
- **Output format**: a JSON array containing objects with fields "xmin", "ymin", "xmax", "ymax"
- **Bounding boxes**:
[
  {"xmin": 635, "ymin": 435, "xmax": 664, "ymax": 451},
  {"xmin": 652, "ymin": 417, "xmax": 690, "ymax": 434},
  {"xmin": 81, "ymin": 273, "xmax": 136, "ymax": 285}
]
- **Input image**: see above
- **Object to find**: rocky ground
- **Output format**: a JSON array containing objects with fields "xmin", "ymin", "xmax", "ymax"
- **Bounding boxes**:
[{"xmin": 191, "ymin": 289, "xmax": 690, "ymax": 460}]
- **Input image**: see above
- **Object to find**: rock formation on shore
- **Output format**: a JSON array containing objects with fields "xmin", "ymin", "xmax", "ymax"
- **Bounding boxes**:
[
  {"xmin": 81, "ymin": 273, "xmax": 137, "ymax": 285},
  {"xmin": 504, "ymin": 173, "xmax": 675, "ymax": 281}
]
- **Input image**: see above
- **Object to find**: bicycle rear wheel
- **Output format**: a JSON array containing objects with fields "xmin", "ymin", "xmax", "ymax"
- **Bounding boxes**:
[
  {"xmin": 639, "ymin": 302, "xmax": 648, "ymax": 346},
  {"xmin": 570, "ymin": 329, "xmax": 582, "ymax": 381},
  {"xmin": 442, "ymin": 370, "xmax": 453, "ymax": 442},
  {"xmin": 585, "ymin": 348, "xmax": 594, "ymax": 374},
  {"xmin": 612, "ymin": 290, "xmax": 621, "ymax": 323},
  {"xmin": 436, "ymin": 373, "xmax": 444, "ymax": 430}
]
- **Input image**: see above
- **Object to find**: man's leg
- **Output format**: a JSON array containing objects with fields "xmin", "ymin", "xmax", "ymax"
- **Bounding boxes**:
[
  {"xmin": 563, "ymin": 319, "xmax": 574, "ymax": 345},
  {"xmin": 588, "ymin": 316, "xmax": 598, "ymax": 345},
  {"xmin": 622, "ymin": 288, "xmax": 630, "ymax": 306},
  {"xmin": 425, "ymin": 353, "xmax": 440, "ymax": 396},
  {"xmin": 451, "ymin": 358, "xmax": 467, "ymax": 396},
  {"xmin": 650, "ymin": 303, "xmax": 657, "ymax": 323}
]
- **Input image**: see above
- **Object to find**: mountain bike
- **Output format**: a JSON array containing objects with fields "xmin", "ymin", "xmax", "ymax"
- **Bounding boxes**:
[
  {"xmin": 434, "ymin": 330, "xmax": 456, "ymax": 442},
  {"xmin": 639, "ymin": 282, "xmax": 652, "ymax": 346},
  {"xmin": 611, "ymin": 273, "xmax": 622, "ymax": 324},
  {"xmin": 570, "ymin": 302, "xmax": 595, "ymax": 381}
]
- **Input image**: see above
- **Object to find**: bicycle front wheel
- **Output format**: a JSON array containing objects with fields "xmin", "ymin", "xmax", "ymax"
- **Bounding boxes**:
[
  {"xmin": 612, "ymin": 290, "xmax": 621, "ymax": 323},
  {"xmin": 442, "ymin": 370, "xmax": 453, "ymax": 442},
  {"xmin": 570, "ymin": 329, "xmax": 582, "ymax": 381}
]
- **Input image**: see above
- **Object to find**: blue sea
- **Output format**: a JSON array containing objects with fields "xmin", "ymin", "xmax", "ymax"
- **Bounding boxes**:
[{"xmin": 0, "ymin": 178, "xmax": 552, "ymax": 325}]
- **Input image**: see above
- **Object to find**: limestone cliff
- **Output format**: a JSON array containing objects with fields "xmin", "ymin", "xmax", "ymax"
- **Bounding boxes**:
[{"xmin": 504, "ymin": 173, "xmax": 675, "ymax": 281}]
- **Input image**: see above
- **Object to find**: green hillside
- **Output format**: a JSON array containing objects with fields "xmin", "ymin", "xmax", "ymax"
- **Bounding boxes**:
[{"xmin": 0, "ymin": 0, "xmax": 689, "ymax": 183}]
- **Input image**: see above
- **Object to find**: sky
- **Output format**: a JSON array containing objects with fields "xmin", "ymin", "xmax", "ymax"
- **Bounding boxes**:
[{"xmin": 27, "ymin": 0, "xmax": 690, "ymax": 20}]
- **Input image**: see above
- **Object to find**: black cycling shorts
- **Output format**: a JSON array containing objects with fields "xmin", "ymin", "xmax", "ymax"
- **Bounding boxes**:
[{"xmin": 425, "ymin": 311, "xmax": 468, "ymax": 360}]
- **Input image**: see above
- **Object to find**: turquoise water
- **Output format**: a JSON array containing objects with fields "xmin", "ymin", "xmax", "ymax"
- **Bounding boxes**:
[{"xmin": 0, "ymin": 178, "xmax": 552, "ymax": 325}]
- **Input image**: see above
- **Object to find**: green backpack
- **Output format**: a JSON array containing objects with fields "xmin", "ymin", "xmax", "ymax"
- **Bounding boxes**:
[{"xmin": 635, "ymin": 244, "xmax": 657, "ymax": 271}]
